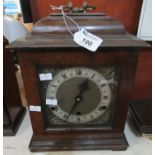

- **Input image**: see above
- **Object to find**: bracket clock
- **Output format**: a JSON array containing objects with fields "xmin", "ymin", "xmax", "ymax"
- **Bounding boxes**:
[{"xmin": 8, "ymin": 7, "xmax": 149, "ymax": 151}]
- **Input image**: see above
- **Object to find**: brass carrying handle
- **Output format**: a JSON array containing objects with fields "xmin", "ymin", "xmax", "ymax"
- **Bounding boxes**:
[{"xmin": 63, "ymin": 0, "xmax": 96, "ymax": 13}]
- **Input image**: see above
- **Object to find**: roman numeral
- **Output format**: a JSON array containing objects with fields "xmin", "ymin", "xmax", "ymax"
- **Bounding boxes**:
[
  {"xmin": 57, "ymin": 80, "xmax": 61, "ymax": 83},
  {"xmin": 97, "ymin": 79, "xmax": 100, "ymax": 82},
  {"xmin": 101, "ymin": 84, "xmax": 106, "ymax": 87},
  {"xmin": 90, "ymin": 115, "xmax": 94, "ymax": 118},
  {"xmin": 76, "ymin": 70, "xmax": 82, "ymax": 75},
  {"xmin": 103, "ymin": 96, "xmax": 108, "ymax": 99},
  {"xmin": 92, "ymin": 74, "xmax": 96, "ymax": 79},
  {"xmin": 61, "ymin": 74, "xmax": 67, "ymax": 79},
  {"xmin": 63, "ymin": 114, "xmax": 68, "ymax": 119},
  {"xmin": 52, "ymin": 84, "xmax": 57, "ymax": 87},
  {"xmin": 77, "ymin": 117, "xmax": 81, "ymax": 121},
  {"xmin": 98, "ymin": 106, "xmax": 107, "ymax": 111}
]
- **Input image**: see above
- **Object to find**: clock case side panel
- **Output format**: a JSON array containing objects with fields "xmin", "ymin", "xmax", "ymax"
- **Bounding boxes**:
[
  {"xmin": 17, "ymin": 49, "xmax": 139, "ymax": 135},
  {"xmin": 18, "ymin": 61, "xmax": 45, "ymax": 135},
  {"xmin": 112, "ymin": 51, "xmax": 139, "ymax": 132}
]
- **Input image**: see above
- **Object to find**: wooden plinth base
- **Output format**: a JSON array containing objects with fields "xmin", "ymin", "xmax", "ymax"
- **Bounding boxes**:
[
  {"xmin": 29, "ymin": 134, "xmax": 128, "ymax": 152},
  {"xmin": 3, "ymin": 107, "xmax": 26, "ymax": 136}
]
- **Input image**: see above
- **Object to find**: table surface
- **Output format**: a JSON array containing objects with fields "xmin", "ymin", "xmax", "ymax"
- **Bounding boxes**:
[{"xmin": 3, "ymin": 109, "xmax": 152, "ymax": 155}]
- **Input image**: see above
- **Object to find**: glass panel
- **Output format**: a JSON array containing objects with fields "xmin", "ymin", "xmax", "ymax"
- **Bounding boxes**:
[{"xmin": 36, "ymin": 66, "xmax": 120, "ymax": 128}]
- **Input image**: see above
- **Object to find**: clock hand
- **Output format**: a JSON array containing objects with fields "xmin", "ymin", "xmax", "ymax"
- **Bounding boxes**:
[
  {"xmin": 66, "ymin": 79, "xmax": 89, "ymax": 121},
  {"xmin": 78, "ymin": 78, "xmax": 89, "ymax": 94},
  {"xmin": 66, "ymin": 94, "xmax": 82, "ymax": 121}
]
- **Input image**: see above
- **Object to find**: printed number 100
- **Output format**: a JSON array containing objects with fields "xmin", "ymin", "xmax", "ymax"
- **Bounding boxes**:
[{"xmin": 82, "ymin": 38, "xmax": 93, "ymax": 46}]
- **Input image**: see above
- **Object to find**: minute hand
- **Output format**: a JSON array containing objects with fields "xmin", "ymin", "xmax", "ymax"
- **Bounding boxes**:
[{"xmin": 78, "ymin": 79, "xmax": 90, "ymax": 94}]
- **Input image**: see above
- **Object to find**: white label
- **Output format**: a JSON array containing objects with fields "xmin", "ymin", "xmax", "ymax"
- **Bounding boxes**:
[
  {"xmin": 29, "ymin": 105, "xmax": 41, "ymax": 112},
  {"xmin": 74, "ymin": 29, "xmax": 103, "ymax": 52},
  {"xmin": 39, "ymin": 73, "xmax": 53, "ymax": 81},
  {"xmin": 39, "ymin": 74, "xmax": 46, "ymax": 81},
  {"xmin": 46, "ymin": 73, "xmax": 53, "ymax": 80},
  {"xmin": 46, "ymin": 99, "xmax": 57, "ymax": 106}
]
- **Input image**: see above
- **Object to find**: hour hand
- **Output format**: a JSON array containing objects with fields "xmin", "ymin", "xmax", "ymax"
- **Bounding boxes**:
[
  {"xmin": 78, "ymin": 79, "xmax": 89, "ymax": 94},
  {"xmin": 66, "ymin": 95, "xmax": 81, "ymax": 120}
]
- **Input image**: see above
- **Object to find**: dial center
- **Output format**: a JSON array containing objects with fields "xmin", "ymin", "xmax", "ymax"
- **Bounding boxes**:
[{"xmin": 76, "ymin": 96, "xmax": 81, "ymax": 102}]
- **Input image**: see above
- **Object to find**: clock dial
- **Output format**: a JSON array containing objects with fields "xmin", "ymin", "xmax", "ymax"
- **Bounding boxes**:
[{"xmin": 46, "ymin": 67, "xmax": 111, "ymax": 123}]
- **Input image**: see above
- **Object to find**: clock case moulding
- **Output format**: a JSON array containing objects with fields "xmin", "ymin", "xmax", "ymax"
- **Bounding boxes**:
[{"xmin": 8, "ymin": 13, "xmax": 150, "ymax": 151}]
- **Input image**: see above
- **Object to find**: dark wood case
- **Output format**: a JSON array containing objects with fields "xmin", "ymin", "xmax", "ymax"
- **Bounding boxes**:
[{"xmin": 8, "ymin": 14, "xmax": 149, "ymax": 151}]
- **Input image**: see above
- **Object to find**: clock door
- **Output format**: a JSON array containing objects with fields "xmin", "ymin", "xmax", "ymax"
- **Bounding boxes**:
[{"xmin": 37, "ymin": 66, "xmax": 120, "ymax": 129}]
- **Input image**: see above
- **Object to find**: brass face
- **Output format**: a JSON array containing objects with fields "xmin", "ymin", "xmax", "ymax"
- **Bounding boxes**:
[{"xmin": 46, "ymin": 67, "xmax": 111, "ymax": 123}]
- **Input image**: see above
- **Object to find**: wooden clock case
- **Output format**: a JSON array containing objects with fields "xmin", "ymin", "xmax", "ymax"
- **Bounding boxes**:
[{"xmin": 8, "ymin": 14, "xmax": 149, "ymax": 151}]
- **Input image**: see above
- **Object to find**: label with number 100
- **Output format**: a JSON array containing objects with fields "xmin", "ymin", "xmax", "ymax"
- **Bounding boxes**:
[
  {"xmin": 74, "ymin": 29, "xmax": 103, "ymax": 52},
  {"xmin": 82, "ymin": 38, "xmax": 93, "ymax": 46}
]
